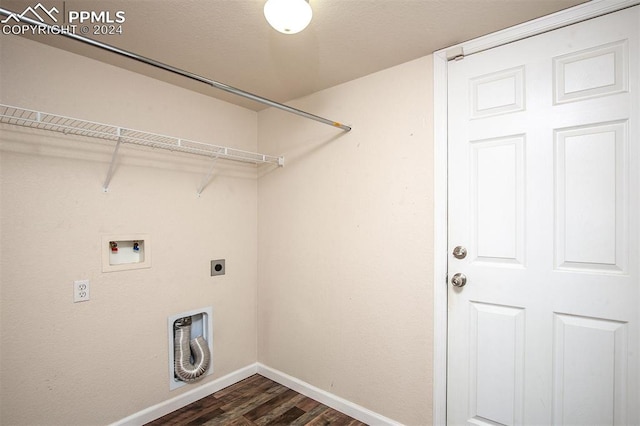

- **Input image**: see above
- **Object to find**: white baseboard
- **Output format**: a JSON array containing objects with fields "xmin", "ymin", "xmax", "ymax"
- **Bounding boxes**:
[
  {"xmin": 110, "ymin": 364, "xmax": 258, "ymax": 426},
  {"xmin": 111, "ymin": 363, "xmax": 400, "ymax": 426},
  {"xmin": 257, "ymin": 363, "xmax": 402, "ymax": 426}
]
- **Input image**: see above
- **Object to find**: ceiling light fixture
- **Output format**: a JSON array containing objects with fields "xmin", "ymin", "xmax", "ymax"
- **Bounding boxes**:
[{"xmin": 264, "ymin": 0, "xmax": 313, "ymax": 34}]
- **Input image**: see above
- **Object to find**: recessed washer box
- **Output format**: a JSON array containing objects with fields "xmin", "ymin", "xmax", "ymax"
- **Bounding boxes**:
[{"xmin": 101, "ymin": 234, "xmax": 151, "ymax": 272}]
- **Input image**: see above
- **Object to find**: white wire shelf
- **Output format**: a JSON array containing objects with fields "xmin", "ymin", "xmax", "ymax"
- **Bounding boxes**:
[{"xmin": 0, "ymin": 104, "xmax": 284, "ymax": 166}]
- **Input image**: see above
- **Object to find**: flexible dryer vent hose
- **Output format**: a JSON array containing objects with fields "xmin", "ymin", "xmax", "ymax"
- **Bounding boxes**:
[{"xmin": 174, "ymin": 317, "xmax": 211, "ymax": 382}]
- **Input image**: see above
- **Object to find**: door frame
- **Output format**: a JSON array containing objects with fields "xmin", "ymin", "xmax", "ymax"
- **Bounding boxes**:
[{"xmin": 432, "ymin": 1, "xmax": 640, "ymax": 424}]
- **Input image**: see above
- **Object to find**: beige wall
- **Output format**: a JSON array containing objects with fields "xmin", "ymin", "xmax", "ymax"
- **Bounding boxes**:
[
  {"xmin": 1, "ymin": 35, "xmax": 435, "ymax": 426},
  {"xmin": 0, "ymin": 37, "xmax": 259, "ymax": 425},
  {"xmin": 257, "ymin": 56, "xmax": 435, "ymax": 425}
]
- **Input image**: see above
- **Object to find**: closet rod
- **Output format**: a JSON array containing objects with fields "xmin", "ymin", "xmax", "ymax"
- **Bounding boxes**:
[{"xmin": 0, "ymin": 8, "xmax": 352, "ymax": 132}]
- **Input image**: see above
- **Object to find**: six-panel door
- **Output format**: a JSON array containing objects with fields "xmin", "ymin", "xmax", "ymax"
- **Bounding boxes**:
[{"xmin": 447, "ymin": 7, "xmax": 639, "ymax": 426}]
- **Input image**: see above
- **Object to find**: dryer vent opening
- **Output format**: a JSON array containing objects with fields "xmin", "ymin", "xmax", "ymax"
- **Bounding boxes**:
[
  {"xmin": 168, "ymin": 308, "xmax": 213, "ymax": 390},
  {"xmin": 173, "ymin": 316, "xmax": 211, "ymax": 382}
]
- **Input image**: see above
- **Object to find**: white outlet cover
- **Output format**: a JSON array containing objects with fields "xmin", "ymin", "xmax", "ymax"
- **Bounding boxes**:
[{"xmin": 74, "ymin": 280, "xmax": 90, "ymax": 303}]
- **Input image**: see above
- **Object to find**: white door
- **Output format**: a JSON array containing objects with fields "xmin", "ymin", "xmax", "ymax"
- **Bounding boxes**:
[{"xmin": 447, "ymin": 6, "xmax": 639, "ymax": 426}]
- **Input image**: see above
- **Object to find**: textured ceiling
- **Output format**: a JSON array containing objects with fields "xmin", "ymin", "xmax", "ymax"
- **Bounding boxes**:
[{"xmin": 1, "ymin": 0, "xmax": 586, "ymax": 110}]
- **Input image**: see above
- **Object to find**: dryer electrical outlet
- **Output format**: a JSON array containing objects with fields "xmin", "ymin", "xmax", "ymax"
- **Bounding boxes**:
[{"xmin": 211, "ymin": 259, "xmax": 225, "ymax": 276}]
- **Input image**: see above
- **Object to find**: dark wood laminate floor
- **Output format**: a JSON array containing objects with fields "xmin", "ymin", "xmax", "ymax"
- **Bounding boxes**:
[{"xmin": 145, "ymin": 374, "xmax": 368, "ymax": 426}]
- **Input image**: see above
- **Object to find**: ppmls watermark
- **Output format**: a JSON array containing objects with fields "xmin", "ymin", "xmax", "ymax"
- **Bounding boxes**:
[{"xmin": 1, "ymin": 2, "xmax": 126, "ymax": 36}]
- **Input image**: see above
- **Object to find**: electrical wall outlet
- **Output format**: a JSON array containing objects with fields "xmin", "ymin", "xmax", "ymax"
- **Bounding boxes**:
[
  {"xmin": 74, "ymin": 280, "xmax": 90, "ymax": 302},
  {"xmin": 211, "ymin": 259, "xmax": 225, "ymax": 276}
]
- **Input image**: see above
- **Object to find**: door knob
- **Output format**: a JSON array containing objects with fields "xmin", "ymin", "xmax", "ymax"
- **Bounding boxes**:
[
  {"xmin": 452, "ymin": 246, "xmax": 467, "ymax": 259},
  {"xmin": 451, "ymin": 273, "xmax": 467, "ymax": 287}
]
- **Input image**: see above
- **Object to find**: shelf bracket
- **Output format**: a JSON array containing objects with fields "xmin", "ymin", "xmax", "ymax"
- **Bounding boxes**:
[
  {"xmin": 196, "ymin": 151, "xmax": 222, "ymax": 197},
  {"xmin": 103, "ymin": 133, "xmax": 122, "ymax": 192}
]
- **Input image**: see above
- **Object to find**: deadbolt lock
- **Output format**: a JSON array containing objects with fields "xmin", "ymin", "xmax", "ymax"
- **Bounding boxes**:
[{"xmin": 452, "ymin": 246, "xmax": 467, "ymax": 259}]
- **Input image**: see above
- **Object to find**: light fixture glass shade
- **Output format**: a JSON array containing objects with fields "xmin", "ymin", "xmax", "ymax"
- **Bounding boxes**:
[{"xmin": 264, "ymin": 0, "xmax": 312, "ymax": 34}]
